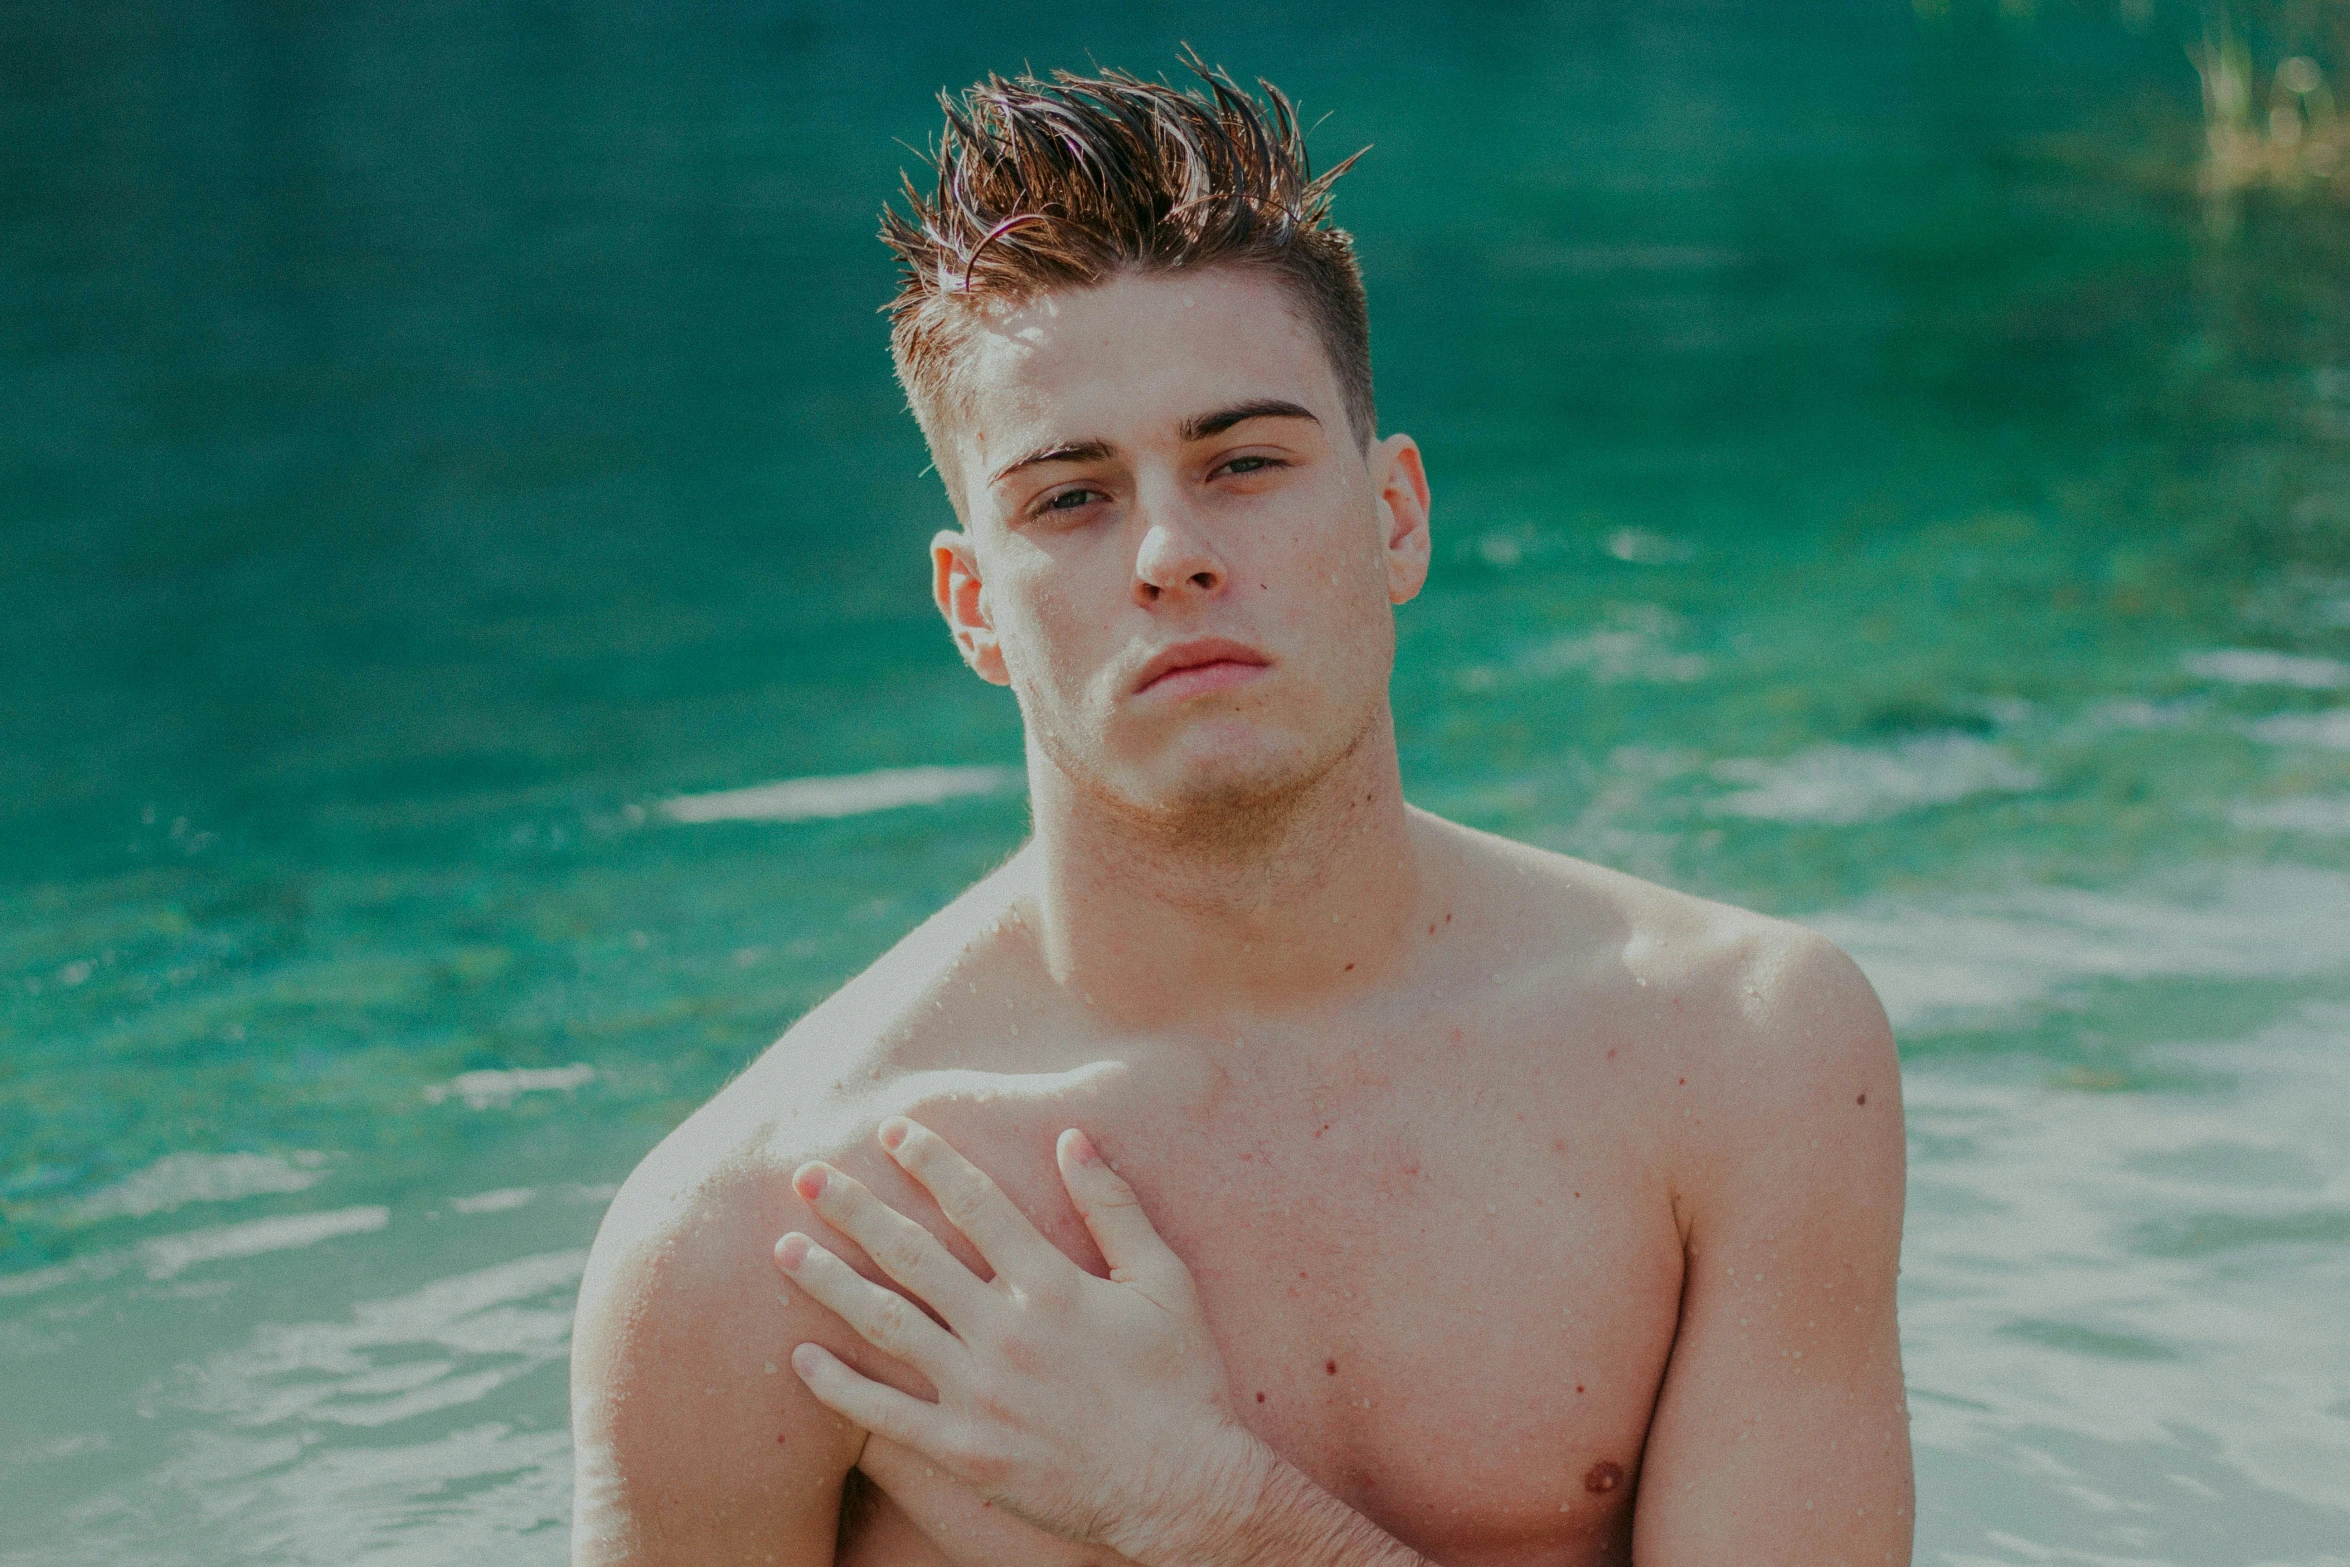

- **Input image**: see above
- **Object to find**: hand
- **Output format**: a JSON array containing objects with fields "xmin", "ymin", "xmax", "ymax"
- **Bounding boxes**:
[{"xmin": 772, "ymin": 1119, "xmax": 1267, "ymax": 1563}]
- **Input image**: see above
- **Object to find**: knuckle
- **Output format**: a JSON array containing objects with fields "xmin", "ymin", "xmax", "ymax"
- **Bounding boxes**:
[
  {"xmin": 940, "ymin": 1182, "xmax": 994, "ymax": 1231},
  {"xmin": 997, "ymin": 1330, "xmax": 1050, "ymax": 1376},
  {"xmin": 868, "ymin": 1292, "xmax": 910, "ymax": 1341},
  {"xmin": 970, "ymin": 1389, "xmax": 1023, "ymax": 1430},
  {"xmin": 879, "ymin": 1230, "xmax": 929, "ymax": 1276},
  {"xmin": 1021, "ymin": 1272, "xmax": 1076, "ymax": 1313}
]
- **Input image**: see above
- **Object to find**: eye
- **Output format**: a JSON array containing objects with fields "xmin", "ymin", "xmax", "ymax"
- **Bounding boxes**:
[
  {"xmin": 1038, "ymin": 486, "xmax": 1105, "ymax": 514},
  {"xmin": 1214, "ymin": 454, "xmax": 1286, "ymax": 479}
]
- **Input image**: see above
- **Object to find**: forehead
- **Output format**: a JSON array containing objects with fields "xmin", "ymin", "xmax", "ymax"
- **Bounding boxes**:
[{"xmin": 949, "ymin": 268, "xmax": 1339, "ymax": 476}]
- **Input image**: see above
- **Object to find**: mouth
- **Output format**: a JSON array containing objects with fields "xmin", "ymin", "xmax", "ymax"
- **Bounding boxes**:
[{"xmin": 1131, "ymin": 637, "xmax": 1273, "ymax": 699}]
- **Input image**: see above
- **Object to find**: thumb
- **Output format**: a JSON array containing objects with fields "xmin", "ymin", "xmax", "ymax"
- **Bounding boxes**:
[{"xmin": 1056, "ymin": 1128, "xmax": 1181, "ymax": 1288}]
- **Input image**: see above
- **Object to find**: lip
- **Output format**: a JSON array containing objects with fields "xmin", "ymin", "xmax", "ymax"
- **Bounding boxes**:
[{"xmin": 1131, "ymin": 637, "xmax": 1273, "ymax": 698}]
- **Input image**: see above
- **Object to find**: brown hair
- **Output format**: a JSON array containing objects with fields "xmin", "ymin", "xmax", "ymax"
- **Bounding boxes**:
[{"xmin": 880, "ymin": 56, "xmax": 1374, "ymax": 468}]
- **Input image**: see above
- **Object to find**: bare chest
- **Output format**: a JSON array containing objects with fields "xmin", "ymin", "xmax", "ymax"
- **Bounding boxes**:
[
  {"xmin": 845, "ymin": 1056, "xmax": 1684, "ymax": 1565},
  {"xmin": 1160, "ymin": 1104, "xmax": 1677, "ymax": 1551}
]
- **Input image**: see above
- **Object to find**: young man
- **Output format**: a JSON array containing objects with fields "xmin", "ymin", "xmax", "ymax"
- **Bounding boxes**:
[{"xmin": 570, "ymin": 63, "xmax": 1912, "ymax": 1566}]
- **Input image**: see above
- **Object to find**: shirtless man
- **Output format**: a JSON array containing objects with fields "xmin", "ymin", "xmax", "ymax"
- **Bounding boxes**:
[{"xmin": 570, "ymin": 62, "xmax": 1912, "ymax": 1566}]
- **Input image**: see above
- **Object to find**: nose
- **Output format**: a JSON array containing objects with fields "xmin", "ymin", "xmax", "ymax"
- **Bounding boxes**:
[{"xmin": 1131, "ymin": 503, "xmax": 1226, "ymax": 607}]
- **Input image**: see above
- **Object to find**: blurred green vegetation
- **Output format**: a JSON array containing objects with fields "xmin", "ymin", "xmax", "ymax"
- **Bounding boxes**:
[
  {"xmin": 1923, "ymin": 0, "xmax": 2350, "ymax": 201},
  {"xmin": 2191, "ymin": 1, "xmax": 2350, "ymax": 199}
]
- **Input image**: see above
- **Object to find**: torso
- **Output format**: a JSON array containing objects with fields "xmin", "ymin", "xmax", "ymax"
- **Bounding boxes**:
[
  {"xmin": 627, "ymin": 817, "xmax": 1782, "ymax": 1566},
  {"xmin": 606, "ymin": 826, "xmax": 1795, "ymax": 1559}
]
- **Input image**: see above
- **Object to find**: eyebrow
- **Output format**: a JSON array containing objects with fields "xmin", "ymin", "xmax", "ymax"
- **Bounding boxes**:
[
  {"xmin": 988, "ymin": 438, "xmax": 1114, "ymax": 488},
  {"xmin": 1179, "ymin": 399, "xmax": 1320, "ymax": 442},
  {"xmin": 986, "ymin": 399, "xmax": 1321, "ymax": 489}
]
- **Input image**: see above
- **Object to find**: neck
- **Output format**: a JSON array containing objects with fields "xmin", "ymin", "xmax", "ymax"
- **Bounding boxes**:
[{"xmin": 1014, "ymin": 714, "xmax": 1429, "ymax": 1027}]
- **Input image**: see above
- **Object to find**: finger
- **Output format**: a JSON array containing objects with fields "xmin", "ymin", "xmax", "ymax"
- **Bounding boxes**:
[
  {"xmin": 792, "ymin": 1161, "xmax": 992, "ymax": 1329},
  {"xmin": 775, "ymin": 1232, "xmax": 962, "ymax": 1381},
  {"xmin": 790, "ymin": 1341, "xmax": 941, "ymax": 1450},
  {"xmin": 880, "ymin": 1119, "xmax": 1061, "ymax": 1282},
  {"xmin": 1055, "ymin": 1128, "xmax": 1183, "ymax": 1287}
]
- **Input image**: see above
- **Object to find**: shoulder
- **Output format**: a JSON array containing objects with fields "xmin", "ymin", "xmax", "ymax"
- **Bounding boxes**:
[
  {"xmin": 568, "ymin": 1033, "xmax": 875, "ymax": 1561},
  {"xmin": 569, "ymin": 864, "xmax": 1031, "ymax": 1561},
  {"xmin": 1431, "ymin": 810, "xmax": 1874, "ymax": 993},
  {"xmin": 1441, "ymin": 810, "xmax": 1887, "ymax": 1048},
  {"xmin": 1593, "ymin": 876, "xmax": 1903, "ymax": 1254},
  {"xmin": 1426, "ymin": 812, "xmax": 1900, "ymax": 1215}
]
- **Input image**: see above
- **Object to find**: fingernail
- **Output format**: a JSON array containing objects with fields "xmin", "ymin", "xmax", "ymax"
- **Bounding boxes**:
[
  {"xmin": 793, "ymin": 1164, "xmax": 829, "ymax": 1201},
  {"xmin": 1067, "ymin": 1128, "xmax": 1103, "ymax": 1166},
  {"xmin": 776, "ymin": 1233, "xmax": 810, "ymax": 1270},
  {"xmin": 878, "ymin": 1118, "xmax": 911, "ymax": 1152},
  {"xmin": 791, "ymin": 1343, "xmax": 822, "ymax": 1378}
]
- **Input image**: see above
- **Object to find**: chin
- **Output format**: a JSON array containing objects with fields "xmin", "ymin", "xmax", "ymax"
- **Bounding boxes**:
[
  {"xmin": 1105, "ymin": 720, "xmax": 1360, "ymax": 830},
  {"xmin": 1154, "ymin": 757, "xmax": 1312, "ymax": 817},
  {"xmin": 1031, "ymin": 686, "xmax": 1383, "ymax": 833}
]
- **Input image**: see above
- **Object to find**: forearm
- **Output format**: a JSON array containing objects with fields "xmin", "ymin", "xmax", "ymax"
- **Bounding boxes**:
[{"xmin": 1118, "ymin": 1434, "xmax": 1435, "ymax": 1567}]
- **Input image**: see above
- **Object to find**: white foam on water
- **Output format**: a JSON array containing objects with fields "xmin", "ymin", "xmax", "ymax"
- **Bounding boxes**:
[
  {"xmin": 141, "ymin": 1207, "xmax": 391, "ymax": 1282},
  {"xmin": 449, "ymin": 1186, "xmax": 537, "ymax": 1214},
  {"xmin": 1902, "ymin": 1003, "xmax": 2350, "ymax": 1558},
  {"xmin": 169, "ymin": 1249, "xmax": 585, "ymax": 1562},
  {"xmin": 1709, "ymin": 733, "xmax": 2039, "ymax": 826},
  {"xmin": 2246, "ymin": 708, "xmax": 2350, "ymax": 750},
  {"xmin": 66, "ymin": 1151, "xmax": 327, "ymax": 1224},
  {"xmin": 2230, "ymin": 795, "xmax": 2350, "ymax": 835},
  {"xmin": 183, "ymin": 1248, "xmax": 586, "ymax": 1430},
  {"xmin": 423, "ymin": 1063, "xmax": 595, "ymax": 1110},
  {"xmin": 1516, "ymin": 602, "xmax": 1709, "ymax": 685},
  {"xmin": 659, "ymin": 764, "xmax": 1020, "ymax": 824},
  {"xmin": 139, "ymin": 1423, "xmax": 575, "ymax": 1567},
  {"xmin": 1810, "ymin": 864, "xmax": 2350, "ymax": 1031},
  {"xmin": 1604, "ymin": 527, "xmax": 1696, "ymax": 564},
  {"xmin": 2183, "ymin": 648, "xmax": 2350, "ymax": 689},
  {"xmin": 1806, "ymin": 868, "xmax": 2350, "ymax": 1559},
  {"xmin": 0, "ymin": 1205, "xmax": 392, "ymax": 1298},
  {"xmin": 6, "ymin": 1251, "xmax": 589, "ymax": 1567}
]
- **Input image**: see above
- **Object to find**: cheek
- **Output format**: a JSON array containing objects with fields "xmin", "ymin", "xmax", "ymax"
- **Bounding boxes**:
[
  {"xmin": 1284, "ymin": 535, "xmax": 1397, "ymax": 686},
  {"xmin": 993, "ymin": 563, "xmax": 1104, "ymax": 693},
  {"xmin": 1262, "ymin": 525, "xmax": 1385, "ymax": 628}
]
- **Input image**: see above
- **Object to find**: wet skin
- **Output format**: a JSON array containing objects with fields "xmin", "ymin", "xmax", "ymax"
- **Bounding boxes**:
[
  {"xmin": 571, "ymin": 829, "xmax": 1910, "ymax": 1566},
  {"xmin": 567, "ymin": 268, "xmax": 1913, "ymax": 1565},
  {"xmin": 820, "ymin": 858, "xmax": 1681, "ymax": 1564}
]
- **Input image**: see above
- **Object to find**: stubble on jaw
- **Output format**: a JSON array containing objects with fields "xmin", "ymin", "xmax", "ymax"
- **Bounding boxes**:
[{"xmin": 1032, "ymin": 690, "xmax": 1390, "ymax": 905}]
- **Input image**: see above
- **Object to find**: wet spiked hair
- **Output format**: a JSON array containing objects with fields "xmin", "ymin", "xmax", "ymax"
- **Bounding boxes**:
[{"xmin": 881, "ymin": 55, "xmax": 1373, "ymax": 470}]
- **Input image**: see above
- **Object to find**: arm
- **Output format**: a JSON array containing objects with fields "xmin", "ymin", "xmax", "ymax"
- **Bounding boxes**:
[
  {"xmin": 568, "ymin": 1168, "xmax": 868, "ymax": 1565},
  {"xmin": 1632, "ymin": 929, "xmax": 1914, "ymax": 1565},
  {"xmin": 773, "ymin": 1120, "xmax": 1437, "ymax": 1567}
]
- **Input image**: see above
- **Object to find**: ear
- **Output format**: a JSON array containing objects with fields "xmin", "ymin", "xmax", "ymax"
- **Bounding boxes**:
[
  {"xmin": 1370, "ymin": 434, "xmax": 1432, "ymax": 605},
  {"xmin": 931, "ymin": 530, "xmax": 1010, "ymax": 686}
]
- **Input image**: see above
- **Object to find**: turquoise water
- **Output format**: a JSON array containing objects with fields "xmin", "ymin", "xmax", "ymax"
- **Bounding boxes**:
[{"xmin": 6, "ymin": 2, "xmax": 2350, "ymax": 1560}]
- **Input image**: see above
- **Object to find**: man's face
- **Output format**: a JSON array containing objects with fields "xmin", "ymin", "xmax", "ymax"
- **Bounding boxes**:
[{"xmin": 930, "ymin": 266, "xmax": 1431, "ymax": 820}]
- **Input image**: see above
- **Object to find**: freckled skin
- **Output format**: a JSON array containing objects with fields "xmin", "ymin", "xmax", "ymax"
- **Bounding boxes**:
[{"xmin": 569, "ymin": 270, "xmax": 1914, "ymax": 1567}]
